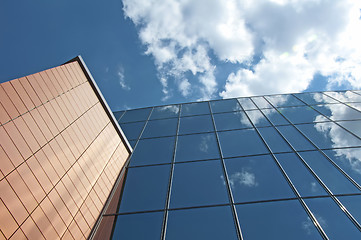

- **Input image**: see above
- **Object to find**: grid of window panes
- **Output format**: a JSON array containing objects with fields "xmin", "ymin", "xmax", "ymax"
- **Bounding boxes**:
[{"xmin": 110, "ymin": 90, "xmax": 361, "ymax": 239}]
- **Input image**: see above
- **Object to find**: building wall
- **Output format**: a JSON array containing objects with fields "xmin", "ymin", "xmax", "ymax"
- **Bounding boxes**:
[{"xmin": 0, "ymin": 61, "xmax": 130, "ymax": 239}]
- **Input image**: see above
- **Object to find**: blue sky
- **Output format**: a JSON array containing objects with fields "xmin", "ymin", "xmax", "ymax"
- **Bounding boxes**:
[{"xmin": 1, "ymin": 0, "xmax": 360, "ymax": 111}]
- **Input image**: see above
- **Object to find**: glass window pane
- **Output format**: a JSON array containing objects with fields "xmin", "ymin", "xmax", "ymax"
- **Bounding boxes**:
[
  {"xmin": 349, "ymin": 103, "xmax": 361, "ymax": 111},
  {"xmin": 275, "ymin": 153, "xmax": 327, "ymax": 197},
  {"xmin": 261, "ymin": 108, "xmax": 289, "ymax": 125},
  {"xmin": 129, "ymin": 137, "xmax": 175, "ymax": 166},
  {"xmin": 323, "ymin": 148, "xmax": 361, "ymax": 186},
  {"xmin": 313, "ymin": 104, "xmax": 361, "ymax": 121},
  {"xmin": 337, "ymin": 120, "xmax": 361, "ymax": 138},
  {"xmin": 213, "ymin": 111, "xmax": 252, "ymax": 131},
  {"xmin": 118, "ymin": 165, "xmax": 170, "ymax": 212},
  {"xmin": 218, "ymin": 129, "xmax": 269, "ymax": 158},
  {"xmin": 246, "ymin": 110, "xmax": 271, "ymax": 127},
  {"xmin": 175, "ymin": 133, "xmax": 220, "ymax": 162},
  {"xmin": 338, "ymin": 195, "xmax": 361, "ymax": 225},
  {"xmin": 278, "ymin": 106, "xmax": 328, "ymax": 124},
  {"xmin": 296, "ymin": 122, "xmax": 361, "ymax": 149},
  {"xmin": 294, "ymin": 92, "xmax": 337, "ymax": 105},
  {"xmin": 258, "ymin": 127, "xmax": 292, "ymax": 153},
  {"xmin": 181, "ymin": 102, "xmax": 210, "ymax": 116},
  {"xmin": 238, "ymin": 97, "xmax": 257, "ymax": 110},
  {"xmin": 129, "ymin": 140, "xmax": 137, "ymax": 148},
  {"xmin": 141, "ymin": 118, "xmax": 178, "ymax": 138},
  {"xmin": 265, "ymin": 94, "xmax": 305, "ymax": 107},
  {"xmin": 251, "ymin": 96, "xmax": 273, "ymax": 109},
  {"xmin": 225, "ymin": 155, "xmax": 294, "ymax": 203},
  {"xmin": 299, "ymin": 151, "xmax": 360, "ymax": 194},
  {"xmin": 120, "ymin": 121, "xmax": 145, "ymax": 140},
  {"xmin": 170, "ymin": 160, "xmax": 229, "ymax": 208},
  {"xmin": 150, "ymin": 105, "xmax": 179, "ymax": 120},
  {"xmin": 276, "ymin": 125, "xmax": 316, "ymax": 151},
  {"xmin": 113, "ymin": 110, "xmax": 124, "ymax": 121},
  {"xmin": 119, "ymin": 108, "xmax": 152, "ymax": 123},
  {"xmin": 305, "ymin": 197, "xmax": 361, "ymax": 239},
  {"xmin": 166, "ymin": 206, "xmax": 238, "ymax": 240},
  {"xmin": 236, "ymin": 200, "xmax": 322, "ymax": 240},
  {"xmin": 326, "ymin": 91, "xmax": 361, "ymax": 103},
  {"xmin": 112, "ymin": 212, "xmax": 163, "ymax": 240},
  {"xmin": 210, "ymin": 99, "xmax": 241, "ymax": 113},
  {"xmin": 179, "ymin": 115, "xmax": 214, "ymax": 134}
]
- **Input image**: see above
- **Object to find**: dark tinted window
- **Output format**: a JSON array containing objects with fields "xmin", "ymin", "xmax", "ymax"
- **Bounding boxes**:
[
  {"xmin": 210, "ymin": 99, "xmax": 241, "ymax": 113},
  {"xmin": 179, "ymin": 115, "xmax": 214, "ymax": 134},
  {"xmin": 181, "ymin": 102, "xmax": 210, "ymax": 116},
  {"xmin": 119, "ymin": 108, "xmax": 152, "ymax": 123},
  {"xmin": 150, "ymin": 105, "xmax": 179, "ymax": 120},
  {"xmin": 213, "ymin": 111, "xmax": 252, "ymax": 131},
  {"xmin": 141, "ymin": 118, "xmax": 178, "ymax": 138}
]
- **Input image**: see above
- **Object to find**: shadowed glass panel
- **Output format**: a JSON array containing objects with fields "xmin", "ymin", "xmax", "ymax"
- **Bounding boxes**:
[
  {"xmin": 225, "ymin": 155, "xmax": 294, "ymax": 203},
  {"xmin": 299, "ymin": 151, "xmax": 360, "ymax": 194},
  {"xmin": 170, "ymin": 160, "xmax": 229, "ymax": 208},
  {"xmin": 238, "ymin": 97, "xmax": 257, "ymax": 110},
  {"xmin": 150, "ymin": 105, "xmax": 179, "ymax": 120},
  {"xmin": 176, "ymin": 133, "xmax": 220, "ymax": 162},
  {"xmin": 179, "ymin": 115, "xmax": 214, "ymax": 134},
  {"xmin": 275, "ymin": 153, "xmax": 327, "ymax": 197},
  {"xmin": 210, "ymin": 99, "xmax": 241, "ymax": 113},
  {"xmin": 265, "ymin": 94, "xmax": 305, "ymax": 107},
  {"xmin": 305, "ymin": 197, "xmax": 361, "ymax": 239},
  {"xmin": 245, "ymin": 110, "xmax": 271, "ymax": 127},
  {"xmin": 251, "ymin": 96, "xmax": 273, "ymax": 109},
  {"xmin": 129, "ymin": 140, "xmax": 137, "ymax": 148},
  {"xmin": 296, "ymin": 122, "xmax": 361, "ymax": 149},
  {"xmin": 313, "ymin": 104, "xmax": 361, "ymax": 121},
  {"xmin": 276, "ymin": 125, "xmax": 315, "ymax": 151},
  {"xmin": 278, "ymin": 106, "xmax": 328, "ymax": 124},
  {"xmin": 129, "ymin": 137, "xmax": 175, "ymax": 166},
  {"xmin": 261, "ymin": 108, "xmax": 289, "ymax": 125},
  {"xmin": 322, "ymin": 148, "xmax": 361, "ymax": 186},
  {"xmin": 236, "ymin": 200, "xmax": 322, "ymax": 240},
  {"xmin": 119, "ymin": 108, "xmax": 152, "ymax": 123},
  {"xmin": 166, "ymin": 206, "xmax": 238, "ymax": 240},
  {"xmin": 181, "ymin": 102, "xmax": 210, "ymax": 116},
  {"xmin": 112, "ymin": 212, "xmax": 163, "ymax": 240},
  {"xmin": 120, "ymin": 121, "xmax": 145, "ymax": 140},
  {"xmin": 294, "ymin": 92, "xmax": 337, "ymax": 105},
  {"xmin": 118, "ymin": 165, "xmax": 170, "ymax": 212},
  {"xmin": 213, "ymin": 111, "xmax": 252, "ymax": 131},
  {"xmin": 141, "ymin": 118, "xmax": 177, "ymax": 138},
  {"xmin": 113, "ymin": 111, "xmax": 125, "ymax": 121},
  {"xmin": 258, "ymin": 127, "xmax": 292, "ymax": 153},
  {"xmin": 337, "ymin": 195, "xmax": 361, "ymax": 225},
  {"xmin": 219, "ymin": 129, "xmax": 269, "ymax": 158}
]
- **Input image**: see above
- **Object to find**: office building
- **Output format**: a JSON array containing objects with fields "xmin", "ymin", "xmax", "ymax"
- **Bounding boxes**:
[{"xmin": 1, "ymin": 57, "xmax": 361, "ymax": 239}]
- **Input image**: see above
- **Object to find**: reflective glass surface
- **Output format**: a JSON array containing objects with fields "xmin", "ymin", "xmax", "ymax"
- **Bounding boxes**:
[
  {"xmin": 251, "ymin": 96, "xmax": 273, "ymax": 109},
  {"xmin": 238, "ymin": 97, "xmax": 257, "ymax": 110},
  {"xmin": 326, "ymin": 91, "xmax": 361, "ymax": 103},
  {"xmin": 258, "ymin": 127, "xmax": 292, "ymax": 153},
  {"xmin": 120, "ymin": 121, "xmax": 145, "ymax": 140},
  {"xmin": 170, "ymin": 160, "xmax": 229, "ymax": 208},
  {"xmin": 225, "ymin": 155, "xmax": 294, "ymax": 203},
  {"xmin": 129, "ymin": 137, "xmax": 175, "ymax": 166},
  {"xmin": 118, "ymin": 165, "xmax": 170, "ymax": 212},
  {"xmin": 210, "ymin": 99, "xmax": 241, "ymax": 113},
  {"xmin": 178, "ymin": 115, "xmax": 214, "ymax": 134},
  {"xmin": 276, "ymin": 125, "xmax": 315, "ymax": 151},
  {"xmin": 213, "ymin": 111, "xmax": 252, "ymax": 131},
  {"xmin": 181, "ymin": 102, "xmax": 210, "ymax": 116},
  {"xmin": 119, "ymin": 108, "xmax": 152, "ymax": 123},
  {"xmin": 261, "ymin": 108, "xmax": 289, "ymax": 125},
  {"xmin": 113, "ymin": 110, "xmax": 124, "ymax": 121},
  {"xmin": 349, "ymin": 102, "xmax": 361, "ymax": 111},
  {"xmin": 275, "ymin": 153, "xmax": 327, "ymax": 197},
  {"xmin": 129, "ymin": 140, "xmax": 137, "ymax": 148},
  {"xmin": 313, "ymin": 104, "xmax": 361, "ymax": 121},
  {"xmin": 219, "ymin": 129, "xmax": 269, "ymax": 158},
  {"xmin": 337, "ymin": 120, "xmax": 361, "ymax": 138},
  {"xmin": 112, "ymin": 212, "xmax": 163, "ymax": 240},
  {"xmin": 150, "ymin": 105, "xmax": 179, "ymax": 120},
  {"xmin": 166, "ymin": 206, "xmax": 238, "ymax": 240},
  {"xmin": 299, "ymin": 151, "xmax": 360, "ymax": 194},
  {"xmin": 175, "ymin": 133, "xmax": 220, "ymax": 162},
  {"xmin": 278, "ymin": 106, "xmax": 328, "ymax": 124},
  {"xmin": 141, "ymin": 118, "xmax": 177, "ymax": 138},
  {"xmin": 294, "ymin": 92, "xmax": 337, "ymax": 105},
  {"xmin": 245, "ymin": 110, "xmax": 271, "ymax": 127},
  {"xmin": 305, "ymin": 197, "xmax": 361, "ymax": 239},
  {"xmin": 236, "ymin": 200, "xmax": 322, "ymax": 240},
  {"xmin": 337, "ymin": 195, "xmax": 361, "ymax": 225},
  {"xmin": 265, "ymin": 94, "xmax": 305, "ymax": 107}
]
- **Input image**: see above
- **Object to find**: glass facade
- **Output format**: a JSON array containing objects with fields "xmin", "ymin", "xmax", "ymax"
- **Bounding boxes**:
[{"xmin": 108, "ymin": 91, "xmax": 361, "ymax": 239}]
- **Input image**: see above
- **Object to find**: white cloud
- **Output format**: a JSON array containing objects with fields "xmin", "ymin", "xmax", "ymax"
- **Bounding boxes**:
[
  {"xmin": 229, "ymin": 169, "xmax": 258, "ymax": 188},
  {"xmin": 123, "ymin": 0, "xmax": 361, "ymax": 100},
  {"xmin": 117, "ymin": 66, "xmax": 130, "ymax": 91}
]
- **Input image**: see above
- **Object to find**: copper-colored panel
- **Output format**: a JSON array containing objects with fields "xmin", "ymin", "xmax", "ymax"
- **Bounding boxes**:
[
  {"xmin": 59, "ymin": 65, "xmax": 78, "ymax": 89},
  {"xmin": 11, "ymin": 78, "xmax": 35, "ymax": 111},
  {"xmin": 36, "ymin": 105, "xmax": 58, "ymax": 137},
  {"xmin": 83, "ymin": 200, "xmax": 96, "ymax": 224},
  {"xmin": 31, "ymin": 206, "xmax": 59, "ymax": 239},
  {"xmin": 35, "ymin": 149, "xmax": 58, "ymax": 186},
  {"xmin": 76, "ymin": 84, "xmax": 91, "ymax": 109},
  {"xmin": 0, "ymin": 85, "xmax": 20, "ymax": 120},
  {"xmin": 105, "ymin": 170, "xmax": 126, "ymax": 215},
  {"xmin": 74, "ymin": 211, "xmax": 90, "ymax": 236},
  {"xmin": 72, "ymin": 87, "xmax": 87, "ymax": 113},
  {"xmin": 92, "ymin": 216, "xmax": 115, "ymax": 240},
  {"xmin": 3, "ymin": 121, "xmax": 31, "ymax": 162},
  {"xmin": 68, "ymin": 220, "xmax": 85, "ymax": 240},
  {"xmin": 62, "ymin": 230, "xmax": 75, "ymax": 240},
  {"xmin": 55, "ymin": 96, "xmax": 73, "ymax": 124},
  {"xmin": 49, "ymin": 67, "xmax": 67, "ymax": 93},
  {"xmin": 61, "ymin": 92, "xmax": 77, "ymax": 122},
  {"xmin": 21, "ymin": 112, "xmax": 47, "ymax": 148},
  {"xmin": 67, "ymin": 124, "xmax": 84, "ymax": 154},
  {"xmin": 17, "ymin": 161, "xmax": 45, "ymax": 203},
  {"xmin": 73, "ymin": 162, "xmax": 91, "ymax": 194},
  {"xmin": 9, "ymin": 227, "xmax": 26, "ymax": 240},
  {"xmin": 75, "ymin": 119, "xmax": 90, "ymax": 146},
  {"xmin": 55, "ymin": 134, "xmax": 75, "ymax": 166},
  {"xmin": 56, "ymin": 179, "xmax": 78, "ymax": 215},
  {"xmin": 7, "ymin": 169, "xmax": 37, "ymax": 213},
  {"xmin": 43, "ymin": 101, "xmax": 65, "ymax": 131},
  {"xmin": 0, "ymin": 199, "xmax": 19, "ymax": 239},
  {"xmin": 54, "ymin": 67, "xmax": 72, "ymax": 92},
  {"xmin": 48, "ymin": 188, "xmax": 72, "ymax": 227},
  {"xmin": 68, "ymin": 167, "xmax": 87, "ymax": 200},
  {"xmin": 21, "ymin": 76, "xmax": 42, "ymax": 107},
  {"xmin": 1, "ymin": 81, "xmax": 27, "ymax": 117},
  {"xmin": 39, "ymin": 71, "xmax": 58, "ymax": 99},
  {"xmin": 65, "ymin": 64, "xmax": 81, "ymax": 86},
  {"xmin": 13, "ymin": 115, "xmax": 40, "ymax": 153},
  {"xmin": 61, "ymin": 129, "xmax": 81, "ymax": 160},
  {"xmin": 72, "ymin": 62, "xmax": 88, "ymax": 84},
  {"xmin": 49, "ymin": 138, "xmax": 71, "ymax": 171},
  {"xmin": 0, "ymin": 178, "xmax": 28, "ymax": 225},
  {"xmin": 26, "ymin": 75, "xmax": 47, "ymax": 105},
  {"xmin": 28, "ymin": 154, "xmax": 53, "ymax": 193},
  {"xmin": 64, "ymin": 89, "xmax": 81, "ymax": 118},
  {"xmin": 88, "ymin": 189, "xmax": 102, "ymax": 212},
  {"xmin": 40, "ymin": 196, "xmax": 66, "ymax": 237},
  {"xmin": 0, "ymin": 103, "xmax": 10, "ymax": 124},
  {"xmin": 61, "ymin": 174, "xmax": 82, "ymax": 209},
  {"xmin": 73, "ymin": 121, "xmax": 88, "ymax": 150},
  {"xmin": 21, "ymin": 216, "xmax": 45, "ymax": 240},
  {"xmin": 42, "ymin": 144, "xmax": 65, "ymax": 178},
  {"xmin": 0, "ymin": 145, "xmax": 14, "ymax": 177},
  {"xmin": 45, "ymin": 70, "xmax": 63, "ymax": 96},
  {"xmin": 50, "ymin": 98, "xmax": 70, "ymax": 126},
  {"xmin": 32, "ymin": 73, "xmax": 53, "ymax": 101},
  {"xmin": 29, "ymin": 108, "xmax": 53, "ymax": 142}
]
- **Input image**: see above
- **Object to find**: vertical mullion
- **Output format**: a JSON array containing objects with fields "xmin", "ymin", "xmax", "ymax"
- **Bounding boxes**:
[{"xmin": 208, "ymin": 102, "xmax": 243, "ymax": 240}]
